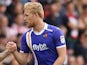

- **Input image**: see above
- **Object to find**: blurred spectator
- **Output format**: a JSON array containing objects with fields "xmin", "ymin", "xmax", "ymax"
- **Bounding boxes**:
[
  {"xmin": 68, "ymin": 55, "xmax": 76, "ymax": 65},
  {"xmin": 73, "ymin": 0, "xmax": 83, "ymax": 15},
  {"xmin": 78, "ymin": 4, "xmax": 87, "ymax": 30},
  {"xmin": 44, "ymin": 1, "xmax": 69, "ymax": 28},
  {"xmin": 65, "ymin": 1, "xmax": 79, "ymax": 51},
  {"xmin": 0, "ymin": 0, "xmax": 11, "ymax": 17},
  {"xmin": 74, "ymin": 29, "xmax": 87, "ymax": 64},
  {"xmin": 0, "ymin": 0, "xmax": 12, "ymax": 6},
  {"xmin": 0, "ymin": 14, "xmax": 8, "ymax": 35},
  {"xmin": 76, "ymin": 55, "xmax": 85, "ymax": 65},
  {"xmin": 0, "ymin": 33, "xmax": 7, "ymax": 52},
  {"xmin": 12, "ymin": 0, "xmax": 20, "ymax": 3},
  {"xmin": 0, "ymin": 4, "xmax": 7, "ymax": 14},
  {"xmin": 13, "ymin": 3, "xmax": 23, "ymax": 15},
  {"xmin": 0, "ymin": 0, "xmax": 12, "ymax": 25},
  {"xmin": 0, "ymin": 14, "xmax": 17, "ymax": 41},
  {"xmin": 6, "ymin": 0, "xmax": 23, "ymax": 26},
  {"xmin": 65, "ymin": 1, "xmax": 78, "ymax": 39},
  {"xmin": 7, "ymin": 2, "xmax": 23, "ymax": 19},
  {"xmin": 82, "ymin": 0, "xmax": 87, "ymax": 4},
  {"xmin": 11, "ymin": 14, "xmax": 28, "ymax": 34}
]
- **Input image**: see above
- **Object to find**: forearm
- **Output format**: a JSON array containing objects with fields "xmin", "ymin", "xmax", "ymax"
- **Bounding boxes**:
[
  {"xmin": 12, "ymin": 51, "xmax": 27, "ymax": 65},
  {"xmin": 0, "ymin": 50, "xmax": 9, "ymax": 61},
  {"xmin": 53, "ymin": 56, "xmax": 65, "ymax": 65}
]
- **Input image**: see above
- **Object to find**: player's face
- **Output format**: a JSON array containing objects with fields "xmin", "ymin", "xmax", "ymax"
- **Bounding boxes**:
[{"xmin": 24, "ymin": 9, "xmax": 35, "ymax": 28}]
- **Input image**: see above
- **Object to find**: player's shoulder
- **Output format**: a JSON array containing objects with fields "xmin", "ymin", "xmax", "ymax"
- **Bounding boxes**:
[
  {"xmin": 47, "ymin": 24, "xmax": 62, "ymax": 32},
  {"xmin": 47, "ymin": 24, "xmax": 64, "ymax": 38},
  {"xmin": 22, "ymin": 28, "xmax": 32, "ymax": 38}
]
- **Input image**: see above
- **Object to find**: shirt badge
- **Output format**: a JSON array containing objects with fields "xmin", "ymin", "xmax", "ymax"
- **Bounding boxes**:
[{"xmin": 43, "ymin": 33, "xmax": 48, "ymax": 38}]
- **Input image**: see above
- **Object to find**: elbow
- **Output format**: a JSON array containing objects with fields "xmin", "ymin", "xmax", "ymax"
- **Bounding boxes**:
[
  {"xmin": 59, "ymin": 55, "xmax": 66, "ymax": 62},
  {"xmin": 62, "ymin": 55, "xmax": 66, "ymax": 61}
]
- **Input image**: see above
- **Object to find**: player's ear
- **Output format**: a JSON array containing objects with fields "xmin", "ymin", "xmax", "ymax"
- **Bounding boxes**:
[{"xmin": 34, "ymin": 13, "xmax": 39, "ymax": 18}]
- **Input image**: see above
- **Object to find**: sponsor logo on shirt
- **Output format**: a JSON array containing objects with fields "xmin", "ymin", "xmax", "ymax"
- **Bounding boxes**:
[{"xmin": 33, "ymin": 43, "xmax": 48, "ymax": 51}]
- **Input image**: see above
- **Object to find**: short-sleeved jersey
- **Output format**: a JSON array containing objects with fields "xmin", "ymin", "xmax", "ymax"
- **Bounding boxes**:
[{"xmin": 20, "ymin": 23, "xmax": 66, "ymax": 65}]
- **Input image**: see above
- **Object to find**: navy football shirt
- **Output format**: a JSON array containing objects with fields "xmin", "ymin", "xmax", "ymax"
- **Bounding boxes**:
[{"xmin": 20, "ymin": 23, "xmax": 66, "ymax": 65}]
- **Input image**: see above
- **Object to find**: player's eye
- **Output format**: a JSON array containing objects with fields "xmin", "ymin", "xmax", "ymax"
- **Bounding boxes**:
[{"xmin": 25, "ymin": 14, "xmax": 28, "ymax": 16}]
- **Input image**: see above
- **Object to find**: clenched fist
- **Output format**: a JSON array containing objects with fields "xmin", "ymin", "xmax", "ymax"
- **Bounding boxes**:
[{"xmin": 6, "ymin": 42, "xmax": 17, "ymax": 53}]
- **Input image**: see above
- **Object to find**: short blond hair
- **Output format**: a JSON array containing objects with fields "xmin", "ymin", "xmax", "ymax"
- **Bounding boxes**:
[{"xmin": 24, "ymin": 2, "xmax": 44, "ymax": 18}]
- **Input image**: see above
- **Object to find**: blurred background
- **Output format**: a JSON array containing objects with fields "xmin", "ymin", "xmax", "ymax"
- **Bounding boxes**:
[{"xmin": 0, "ymin": 0, "xmax": 87, "ymax": 65}]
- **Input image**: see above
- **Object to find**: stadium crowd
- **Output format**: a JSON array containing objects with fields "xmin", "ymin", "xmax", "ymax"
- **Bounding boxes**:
[{"xmin": 0, "ymin": 0, "xmax": 87, "ymax": 65}]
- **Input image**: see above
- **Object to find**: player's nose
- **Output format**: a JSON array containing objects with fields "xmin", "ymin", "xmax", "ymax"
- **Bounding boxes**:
[{"xmin": 24, "ymin": 16, "xmax": 26, "ymax": 21}]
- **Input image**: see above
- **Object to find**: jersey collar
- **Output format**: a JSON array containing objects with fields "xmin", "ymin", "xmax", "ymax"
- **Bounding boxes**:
[{"xmin": 32, "ymin": 23, "xmax": 48, "ymax": 35}]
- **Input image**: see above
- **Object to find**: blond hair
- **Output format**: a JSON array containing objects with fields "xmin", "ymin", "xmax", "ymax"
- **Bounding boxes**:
[{"xmin": 24, "ymin": 2, "xmax": 44, "ymax": 18}]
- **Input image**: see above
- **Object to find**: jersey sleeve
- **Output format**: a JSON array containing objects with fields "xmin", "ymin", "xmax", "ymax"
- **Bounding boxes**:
[
  {"xmin": 53, "ymin": 28, "xmax": 66, "ymax": 48},
  {"xmin": 20, "ymin": 33, "xmax": 31, "ymax": 53}
]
